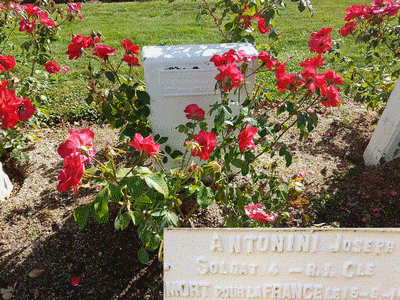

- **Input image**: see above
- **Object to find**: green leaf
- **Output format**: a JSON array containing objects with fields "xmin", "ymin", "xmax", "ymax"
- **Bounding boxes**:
[
  {"xmin": 244, "ymin": 151, "xmax": 255, "ymax": 163},
  {"xmin": 116, "ymin": 167, "xmax": 133, "ymax": 178},
  {"xmin": 285, "ymin": 151, "xmax": 292, "ymax": 167},
  {"xmin": 307, "ymin": 113, "xmax": 318, "ymax": 132},
  {"xmin": 114, "ymin": 211, "xmax": 132, "ymax": 230},
  {"xmin": 138, "ymin": 248, "xmax": 150, "ymax": 264},
  {"xmin": 159, "ymin": 136, "xmax": 168, "ymax": 144},
  {"xmin": 163, "ymin": 211, "xmax": 179, "ymax": 227},
  {"xmin": 214, "ymin": 107, "xmax": 225, "ymax": 131},
  {"xmin": 90, "ymin": 186, "xmax": 110, "ymax": 224},
  {"xmin": 126, "ymin": 87, "xmax": 136, "ymax": 100},
  {"xmin": 137, "ymin": 90, "xmax": 150, "ymax": 105},
  {"xmin": 170, "ymin": 150, "xmax": 183, "ymax": 159},
  {"xmin": 136, "ymin": 168, "xmax": 169, "ymax": 198},
  {"xmin": 196, "ymin": 184, "xmax": 213, "ymax": 209},
  {"xmin": 105, "ymin": 71, "xmax": 116, "ymax": 83},
  {"xmin": 85, "ymin": 94, "xmax": 93, "ymax": 105},
  {"xmin": 135, "ymin": 194, "xmax": 152, "ymax": 209},
  {"xmin": 277, "ymin": 103, "xmax": 286, "ymax": 115},
  {"xmin": 298, "ymin": 0, "xmax": 306, "ymax": 12},
  {"xmin": 109, "ymin": 184, "xmax": 123, "ymax": 202},
  {"xmin": 74, "ymin": 205, "xmax": 90, "ymax": 230},
  {"xmin": 120, "ymin": 176, "xmax": 145, "ymax": 199},
  {"xmin": 279, "ymin": 145, "xmax": 287, "ymax": 156},
  {"xmin": 297, "ymin": 113, "xmax": 307, "ymax": 130}
]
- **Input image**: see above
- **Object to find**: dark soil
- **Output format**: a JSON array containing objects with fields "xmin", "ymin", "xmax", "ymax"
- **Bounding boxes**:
[{"xmin": 1, "ymin": 100, "xmax": 400, "ymax": 299}]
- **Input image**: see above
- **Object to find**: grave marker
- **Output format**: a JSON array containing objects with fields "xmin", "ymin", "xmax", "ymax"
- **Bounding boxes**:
[
  {"xmin": 164, "ymin": 228, "xmax": 400, "ymax": 299},
  {"xmin": 364, "ymin": 79, "xmax": 400, "ymax": 165},
  {"xmin": 142, "ymin": 43, "xmax": 257, "ymax": 169},
  {"xmin": 0, "ymin": 162, "xmax": 12, "ymax": 201}
]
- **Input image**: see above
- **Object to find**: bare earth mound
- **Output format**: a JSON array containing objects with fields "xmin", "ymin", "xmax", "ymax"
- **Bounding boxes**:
[{"xmin": 1, "ymin": 101, "xmax": 400, "ymax": 299}]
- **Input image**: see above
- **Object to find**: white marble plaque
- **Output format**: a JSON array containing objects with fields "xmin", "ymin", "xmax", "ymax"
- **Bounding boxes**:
[
  {"xmin": 143, "ymin": 43, "xmax": 258, "ymax": 170},
  {"xmin": 160, "ymin": 68, "xmax": 218, "ymax": 96},
  {"xmin": 164, "ymin": 228, "xmax": 400, "ymax": 299}
]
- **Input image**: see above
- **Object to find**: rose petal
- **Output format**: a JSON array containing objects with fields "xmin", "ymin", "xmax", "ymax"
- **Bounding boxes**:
[
  {"xmin": 70, "ymin": 276, "xmax": 81, "ymax": 286},
  {"xmin": 389, "ymin": 190, "xmax": 397, "ymax": 196}
]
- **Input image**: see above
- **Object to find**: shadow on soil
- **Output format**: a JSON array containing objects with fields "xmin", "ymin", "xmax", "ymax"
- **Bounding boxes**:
[
  {"xmin": 304, "ymin": 114, "xmax": 400, "ymax": 227},
  {"xmin": 1, "ymin": 200, "xmax": 163, "ymax": 299}
]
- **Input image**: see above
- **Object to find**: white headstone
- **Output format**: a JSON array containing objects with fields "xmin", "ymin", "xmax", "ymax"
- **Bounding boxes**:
[
  {"xmin": 164, "ymin": 228, "xmax": 400, "ymax": 299},
  {"xmin": 0, "ymin": 162, "xmax": 12, "ymax": 200},
  {"xmin": 364, "ymin": 78, "xmax": 400, "ymax": 165},
  {"xmin": 142, "ymin": 43, "xmax": 258, "ymax": 169}
]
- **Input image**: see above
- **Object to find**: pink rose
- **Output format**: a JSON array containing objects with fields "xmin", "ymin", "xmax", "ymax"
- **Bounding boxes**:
[{"xmin": 245, "ymin": 204, "xmax": 277, "ymax": 222}]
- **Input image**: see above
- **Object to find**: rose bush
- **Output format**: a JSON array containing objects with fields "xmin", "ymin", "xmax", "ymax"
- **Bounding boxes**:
[
  {"xmin": 335, "ymin": 0, "xmax": 400, "ymax": 111},
  {"xmin": 54, "ymin": 15, "xmax": 348, "ymax": 261},
  {"xmin": 0, "ymin": 1, "xmax": 83, "ymax": 161}
]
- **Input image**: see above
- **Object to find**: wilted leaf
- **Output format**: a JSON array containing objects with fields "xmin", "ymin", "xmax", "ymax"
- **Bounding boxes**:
[{"xmin": 28, "ymin": 269, "xmax": 45, "ymax": 278}]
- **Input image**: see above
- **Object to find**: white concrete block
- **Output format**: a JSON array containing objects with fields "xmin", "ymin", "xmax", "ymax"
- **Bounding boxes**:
[
  {"xmin": 143, "ymin": 43, "xmax": 258, "ymax": 169},
  {"xmin": 364, "ymin": 78, "xmax": 400, "ymax": 166},
  {"xmin": 0, "ymin": 162, "xmax": 12, "ymax": 201}
]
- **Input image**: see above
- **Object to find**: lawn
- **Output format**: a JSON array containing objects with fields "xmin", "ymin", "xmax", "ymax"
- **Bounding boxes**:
[{"xmin": 8, "ymin": 0, "xmax": 370, "ymax": 117}]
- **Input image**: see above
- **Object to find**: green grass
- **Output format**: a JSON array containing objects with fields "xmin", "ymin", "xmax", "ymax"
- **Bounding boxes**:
[{"xmin": 6, "ymin": 0, "xmax": 372, "ymax": 117}]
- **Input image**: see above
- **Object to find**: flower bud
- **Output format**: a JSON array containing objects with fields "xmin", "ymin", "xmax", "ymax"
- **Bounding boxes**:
[{"xmin": 209, "ymin": 161, "xmax": 222, "ymax": 172}]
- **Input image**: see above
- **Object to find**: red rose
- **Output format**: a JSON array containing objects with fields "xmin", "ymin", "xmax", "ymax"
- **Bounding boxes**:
[
  {"xmin": 25, "ymin": 4, "xmax": 41, "ymax": 15},
  {"xmin": 0, "ymin": 55, "xmax": 15, "ymax": 71},
  {"xmin": 0, "ymin": 80, "xmax": 23, "ymax": 129},
  {"xmin": 238, "ymin": 124, "xmax": 258, "ymax": 152},
  {"xmin": 308, "ymin": 28, "xmax": 332, "ymax": 54},
  {"xmin": 275, "ymin": 65, "xmax": 298, "ymax": 92},
  {"xmin": 300, "ymin": 66, "xmax": 317, "ymax": 83},
  {"xmin": 122, "ymin": 54, "xmax": 140, "ymax": 66},
  {"xmin": 38, "ymin": 12, "xmax": 55, "ymax": 29},
  {"xmin": 321, "ymin": 85, "xmax": 341, "ymax": 108},
  {"xmin": 57, "ymin": 152, "xmax": 85, "ymax": 196},
  {"xmin": 93, "ymin": 45, "xmax": 117, "ymax": 59},
  {"xmin": 19, "ymin": 18, "xmax": 35, "ymax": 33},
  {"xmin": 258, "ymin": 51, "xmax": 277, "ymax": 70},
  {"xmin": 67, "ymin": 3, "xmax": 82, "ymax": 12},
  {"xmin": 300, "ymin": 54, "xmax": 325, "ymax": 69},
  {"xmin": 245, "ymin": 204, "xmax": 277, "ymax": 222},
  {"xmin": 44, "ymin": 60, "xmax": 60, "ymax": 74},
  {"xmin": 191, "ymin": 130, "xmax": 217, "ymax": 161},
  {"xmin": 210, "ymin": 49, "xmax": 238, "ymax": 67},
  {"xmin": 121, "ymin": 38, "xmax": 139, "ymax": 55},
  {"xmin": 257, "ymin": 16, "xmax": 270, "ymax": 34},
  {"xmin": 315, "ymin": 70, "xmax": 343, "ymax": 89},
  {"xmin": 57, "ymin": 128, "xmax": 94, "ymax": 167},
  {"xmin": 17, "ymin": 98, "xmax": 36, "ymax": 121},
  {"xmin": 66, "ymin": 35, "xmax": 94, "ymax": 60},
  {"xmin": 184, "ymin": 104, "xmax": 205, "ymax": 120},
  {"xmin": 215, "ymin": 63, "xmax": 244, "ymax": 92},
  {"xmin": 58, "ymin": 128, "xmax": 95, "ymax": 162},
  {"xmin": 339, "ymin": 21, "xmax": 357, "ymax": 37},
  {"xmin": 129, "ymin": 133, "xmax": 160, "ymax": 158}
]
